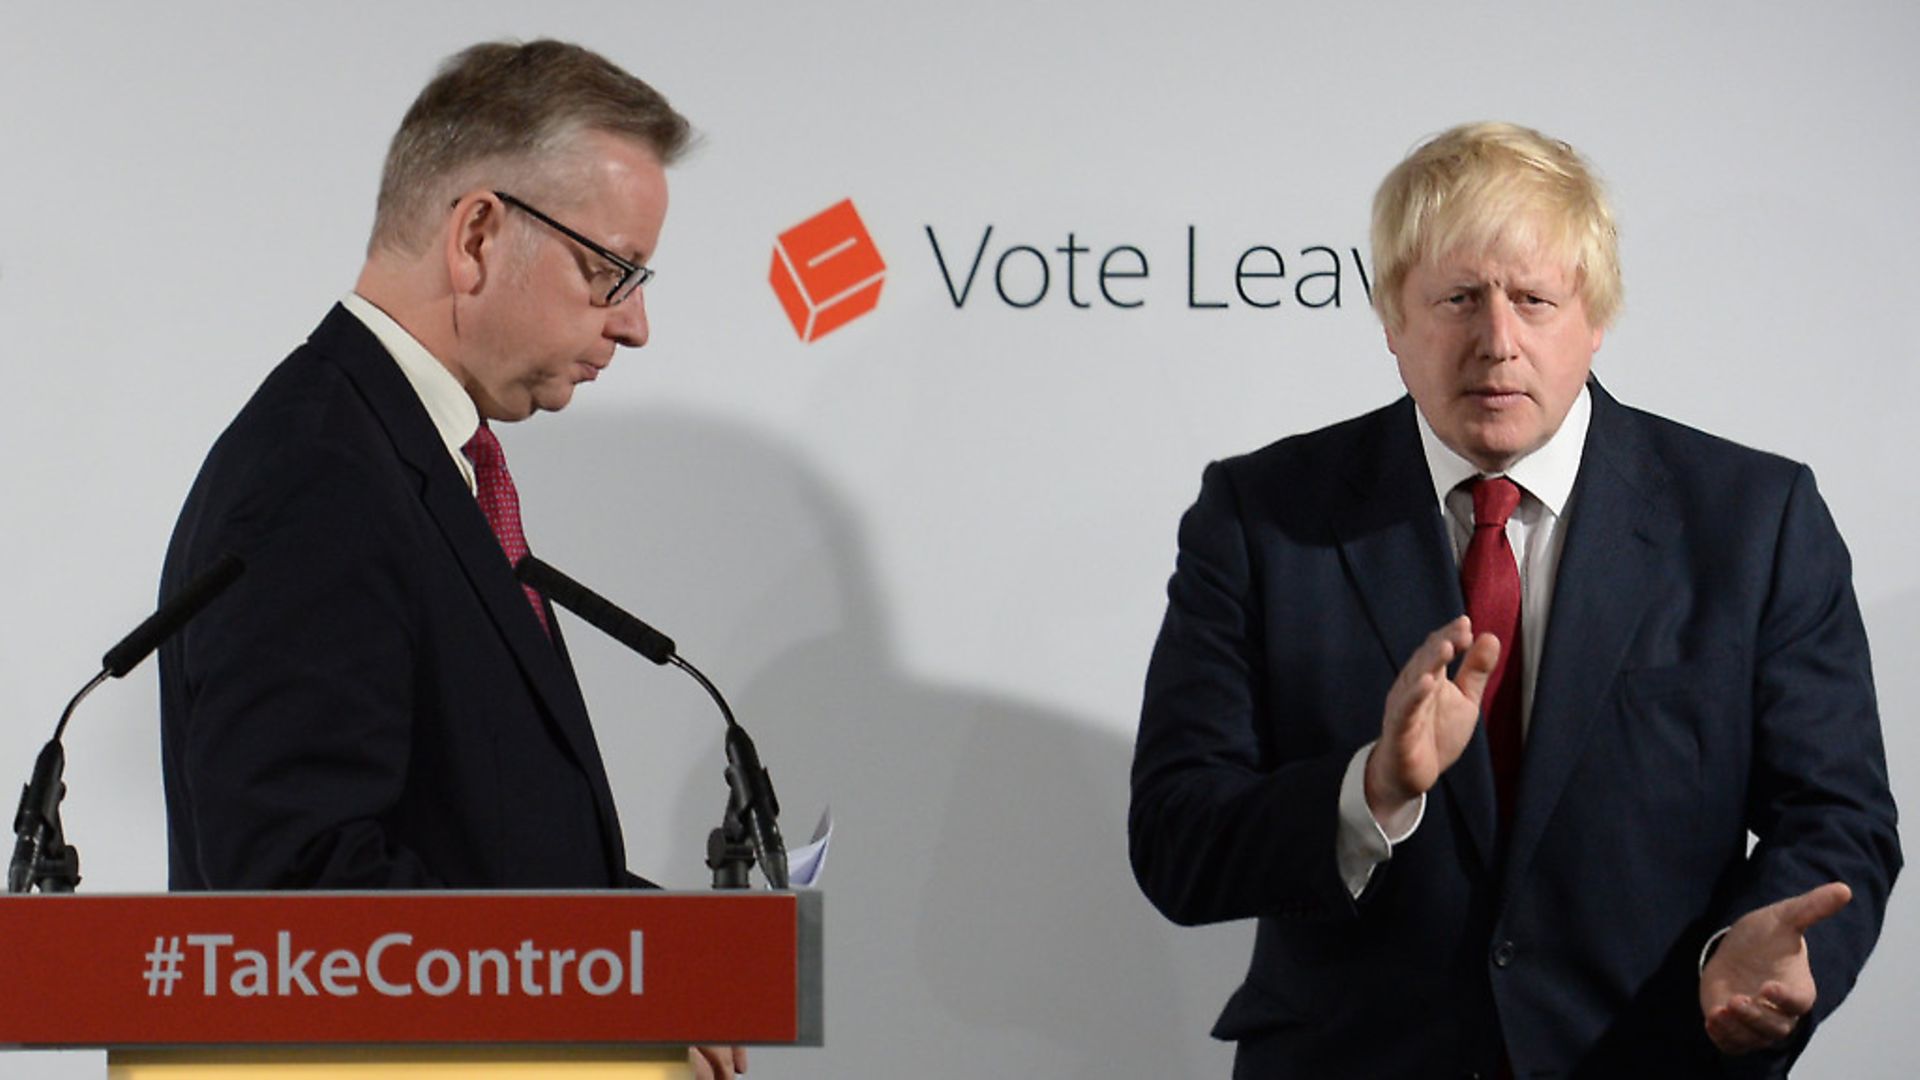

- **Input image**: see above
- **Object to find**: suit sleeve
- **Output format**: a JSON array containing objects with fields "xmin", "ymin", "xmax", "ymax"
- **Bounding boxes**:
[
  {"xmin": 173, "ymin": 432, "xmax": 444, "ymax": 889},
  {"xmin": 1129, "ymin": 461, "xmax": 1359, "ymax": 926},
  {"xmin": 1730, "ymin": 465, "xmax": 1902, "ymax": 1031}
]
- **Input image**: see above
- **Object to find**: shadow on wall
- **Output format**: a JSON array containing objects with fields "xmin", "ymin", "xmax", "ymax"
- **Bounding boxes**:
[{"xmin": 514, "ymin": 408, "xmax": 1249, "ymax": 1078}]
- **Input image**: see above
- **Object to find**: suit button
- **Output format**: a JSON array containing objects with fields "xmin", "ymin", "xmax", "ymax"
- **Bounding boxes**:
[{"xmin": 1491, "ymin": 940, "xmax": 1516, "ymax": 968}]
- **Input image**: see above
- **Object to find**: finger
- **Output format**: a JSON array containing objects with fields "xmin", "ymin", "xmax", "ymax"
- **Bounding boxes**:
[
  {"xmin": 690, "ymin": 1046, "xmax": 734, "ymax": 1080},
  {"xmin": 1400, "ymin": 623, "xmax": 1463, "ymax": 688},
  {"xmin": 733, "ymin": 1046, "xmax": 750, "ymax": 1074},
  {"xmin": 1777, "ymin": 881, "xmax": 1852, "ymax": 933},
  {"xmin": 1706, "ymin": 998, "xmax": 1784, "ymax": 1055},
  {"xmin": 1452, "ymin": 632, "xmax": 1502, "ymax": 704},
  {"xmin": 1758, "ymin": 979, "xmax": 1815, "ymax": 1018},
  {"xmin": 1704, "ymin": 1003, "xmax": 1762, "ymax": 1055},
  {"xmin": 1384, "ymin": 631, "xmax": 1457, "ymax": 731},
  {"xmin": 1729, "ymin": 993, "xmax": 1797, "ymax": 1046},
  {"xmin": 1389, "ymin": 669, "xmax": 1439, "ymax": 721}
]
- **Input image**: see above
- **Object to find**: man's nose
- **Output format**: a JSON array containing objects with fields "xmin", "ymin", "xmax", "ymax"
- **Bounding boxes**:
[
  {"xmin": 605, "ymin": 289, "xmax": 649, "ymax": 348},
  {"xmin": 1478, "ymin": 296, "xmax": 1519, "ymax": 362}
]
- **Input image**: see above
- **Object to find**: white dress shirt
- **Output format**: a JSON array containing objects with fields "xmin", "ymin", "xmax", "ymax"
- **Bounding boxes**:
[
  {"xmin": 340, "ymin": 292, "xmax": 481, "ymax": 495},
  {"xmin": 1334, "ymin": 388, "xmax": 1592, "ymax": 897}
]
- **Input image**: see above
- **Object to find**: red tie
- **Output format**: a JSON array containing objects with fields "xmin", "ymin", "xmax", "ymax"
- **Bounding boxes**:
[
  {"xmin": 1461, "ymin": 477, "xmax": 1523, "ymax": 827},
  {"xmin": 462, "ymin": 423, "xmax": 550, "ymax": 637}
]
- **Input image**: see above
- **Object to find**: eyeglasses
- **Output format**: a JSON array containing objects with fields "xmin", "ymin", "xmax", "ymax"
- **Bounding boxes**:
[{"xmin": 494, "ymin": 191, "xmax": 654, "ymax": 306}]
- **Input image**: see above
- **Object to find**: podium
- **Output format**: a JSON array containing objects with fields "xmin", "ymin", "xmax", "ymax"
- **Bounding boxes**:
[{"xmin": 0, "ymin": 891, "xmax": 822, "ymax": 1078}]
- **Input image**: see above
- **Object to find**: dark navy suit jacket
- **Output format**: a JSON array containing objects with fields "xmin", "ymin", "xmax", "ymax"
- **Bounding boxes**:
[
  {"xmin": 1130, "ymin": 383, "xmax": 1899, "ymax": 1077},
  {"xmin": 160, "ymin": 305, "xmax": 641, "ymax": 890}
]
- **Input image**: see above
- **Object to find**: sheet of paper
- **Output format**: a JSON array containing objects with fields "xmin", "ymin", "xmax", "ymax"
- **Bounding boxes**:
[{"xmin": 785, "ymin": 806, "xmax": 832, "ymax": 887}]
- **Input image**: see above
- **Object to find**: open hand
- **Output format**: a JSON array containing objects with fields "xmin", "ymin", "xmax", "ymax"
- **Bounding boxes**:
[
  {"xmin": 1701, "ymin": 882, "xmax": 1852, "ymax": 1055},
  {"xmin": 1364, "ymin": 616, "xmax": 1498, "ymax": 824}
]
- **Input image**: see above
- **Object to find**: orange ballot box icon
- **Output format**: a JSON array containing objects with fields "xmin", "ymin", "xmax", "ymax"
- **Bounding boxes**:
[{"xmin": 770, "ymin": 199, "xmax": 886, "ymax": 342}]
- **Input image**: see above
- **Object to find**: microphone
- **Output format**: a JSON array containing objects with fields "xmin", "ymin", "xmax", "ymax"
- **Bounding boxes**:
[
  {"xmin": 102, "ymin": 553, "xmax": 246, "ymax": 678},
  {"xmin": 513, "ymin": 555, "xmax": 674, "ymax": 664},
  {"xmin": 9, "ymin": 553, "xmax": 246, "ymax": 893},
  {"xmin": 514, "ymin": 555, "xmax": 789, "ymax": 889}
]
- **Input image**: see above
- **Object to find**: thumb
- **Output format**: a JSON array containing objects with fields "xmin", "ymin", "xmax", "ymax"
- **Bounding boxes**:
[
  {"xmin": 1776, "ymin": 881, "xmax": 1853, "ymax": 933},
  {"xmin": 1452, "ymin": 632, "xmax": 1502, "ymax": 704}
]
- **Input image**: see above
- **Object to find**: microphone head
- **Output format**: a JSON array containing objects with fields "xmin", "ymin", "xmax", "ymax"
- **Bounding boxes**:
[
  {"xmin": 102, "ymin": 553, "xmax": 245, "ymax": 677},
  {"xmin": 514, "ymin": 555, "xmax": 677, "ymax": 664}
]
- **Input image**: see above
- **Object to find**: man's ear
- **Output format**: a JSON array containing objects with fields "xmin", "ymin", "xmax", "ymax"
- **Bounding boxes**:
[{"xmin": 445, "ymin": 192, "xmax": 503, "ymax": 297}]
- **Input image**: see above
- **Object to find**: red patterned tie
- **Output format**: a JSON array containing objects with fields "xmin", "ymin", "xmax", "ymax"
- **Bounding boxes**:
[
  {"xmin": 462, "ymin": 423, "xmax": 550, "ymax": 637},
  {"xmin": 1461, "ymin": 477, "xmax": 1523, "ymax": 828}
]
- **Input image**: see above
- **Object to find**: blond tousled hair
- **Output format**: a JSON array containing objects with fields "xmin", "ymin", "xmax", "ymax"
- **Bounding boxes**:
[{"xmin": 1370, "ymin": 121, "xmax": 1621, "ymax": 331}]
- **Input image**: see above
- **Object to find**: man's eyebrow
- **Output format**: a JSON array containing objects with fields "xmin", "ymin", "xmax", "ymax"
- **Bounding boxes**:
[{"xmin": 1506, "ymin": 277, "xmax": 1562, "ymax": 292}]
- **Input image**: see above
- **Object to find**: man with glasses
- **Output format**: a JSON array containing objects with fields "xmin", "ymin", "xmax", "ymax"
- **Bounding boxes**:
[{"xmin": 156, "ymin": 39, "xmax": 744, "ymax": 1079}]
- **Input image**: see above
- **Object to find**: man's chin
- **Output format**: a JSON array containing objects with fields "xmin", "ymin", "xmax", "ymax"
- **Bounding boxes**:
[
  {"xmin": 1452, "ymin": 419, "xmax": 1554, "ymax": 471},
  {"xmin": 527, "ymin": 386, "xmax": 579, "ymax": 417},
  {"xmin": 1456, "ymin": 437, "xmax": 1537, "ymax": 473}
]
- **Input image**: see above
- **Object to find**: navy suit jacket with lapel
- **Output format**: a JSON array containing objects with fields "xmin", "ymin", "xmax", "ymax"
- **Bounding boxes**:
[
  {"xmin": 161, "ymin": 305, "xmax": 642, "ymax": 890},
  {"xmin": 1130, "ymin": 382, "xmax": 1899, "ymax": 1077}
]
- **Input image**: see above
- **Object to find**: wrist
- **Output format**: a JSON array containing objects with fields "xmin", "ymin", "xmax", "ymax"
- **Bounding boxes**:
[
  {"xmin": 1362, "ymin": 750, "xmax": 1417, "ymax": 827},
  {"xmin": 1698, "ymin": 925, "xmax": 1733, "ymax": 976}
]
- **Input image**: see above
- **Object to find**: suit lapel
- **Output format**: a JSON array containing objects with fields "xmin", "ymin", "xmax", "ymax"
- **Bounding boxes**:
[
  {"xmin": 1331, "ymin": 399, "xmax": 1499, "ymax": 870},
  {"xmin": 1499, "ymin": 383, "xmax": 1675, "ymax": 897},
  {"xmin": 309, "ymin": 307, "xmax": 629, "ymax": 878}
]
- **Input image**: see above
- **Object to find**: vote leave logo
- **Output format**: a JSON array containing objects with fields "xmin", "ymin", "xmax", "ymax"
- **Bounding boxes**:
[{"xmin": 769, "ymin": 199, "xmax": 887, "ymax": 342}]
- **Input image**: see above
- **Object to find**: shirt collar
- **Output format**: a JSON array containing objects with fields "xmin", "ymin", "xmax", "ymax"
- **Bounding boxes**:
[
  {"xmin": 1415, "ymin": 384, "xmax": 1590, "ymax": 516},
  {"xmin": 340, "ymin": 292, "xmax": 480, "ymax": 493}
]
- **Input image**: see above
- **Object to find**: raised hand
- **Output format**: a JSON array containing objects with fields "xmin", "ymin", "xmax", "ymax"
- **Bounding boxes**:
[{"xmin": 1365, "ymin": 616, "xmax": 1499, "ymax": 824}]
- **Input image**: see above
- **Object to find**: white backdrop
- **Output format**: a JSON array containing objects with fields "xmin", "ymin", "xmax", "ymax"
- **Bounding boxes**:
[{"xmin": 2, "ymin": 3, "xmax": 1915, "ymax": 1076}]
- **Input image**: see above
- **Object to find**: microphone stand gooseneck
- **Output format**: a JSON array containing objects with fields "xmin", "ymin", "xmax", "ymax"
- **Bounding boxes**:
[
  {"xmin": 513, "ymin": 555, "xmax": 788, "ymax": 891},
  {"xmin": 8, "ymin": 553, "xmax": 245, "ymax": 894}
]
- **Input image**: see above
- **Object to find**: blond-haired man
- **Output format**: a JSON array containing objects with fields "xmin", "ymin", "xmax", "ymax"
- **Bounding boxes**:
[{"xmin": 1131, "ymin": 122, "xmax": 1898, "ymax": 1075}]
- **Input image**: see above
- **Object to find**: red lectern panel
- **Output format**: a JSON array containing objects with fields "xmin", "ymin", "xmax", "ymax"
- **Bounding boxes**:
[{"xmin": 0, "ymin": 891, "xmax": 819, "ymax": 1049}]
